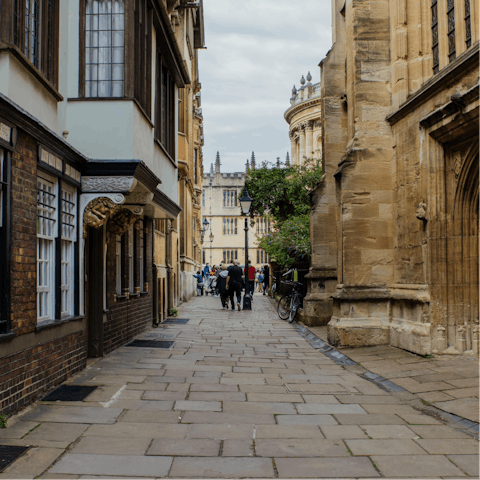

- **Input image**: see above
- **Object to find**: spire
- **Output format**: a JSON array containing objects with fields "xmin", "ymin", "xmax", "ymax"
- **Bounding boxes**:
[
  {"xmin": 285, "ymin": 152, "xmax": 290, "ymax": 166},
  {"xmin": 210, "ymin": 163, "xmax": 214, "ymax": 174},
  {"xmin": 276, "ymin": 157, "xmax": 281, "ymax": 167},
  {"xmin": 246, "ymin": 159, "xmax": 250, "ymax": 172},
  {"xmin": 251, "ymin": 151, "xmax": 256, "ymax": 170},
  {"xmin": 215, "ymin": 151, "xmax": 221, "ymax": 173}
]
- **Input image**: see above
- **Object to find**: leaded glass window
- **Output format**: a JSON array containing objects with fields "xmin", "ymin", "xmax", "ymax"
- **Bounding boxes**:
[
  {"xmin": 85, "ymin": 0, "xmax": 125, "ymax": 97},
  {"xmin": 465, "ymin": 0, "xmax": 471, "ymax": 48},
  {"xmin": 447, "ymin": 0, "xmax": 456, "ymax": 62},
  {"xmin": 431, "ymin": 0, "xmax": 439, "ymax": 73}
]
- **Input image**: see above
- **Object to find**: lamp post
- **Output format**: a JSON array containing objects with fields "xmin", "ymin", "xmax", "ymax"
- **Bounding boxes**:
[
  {"xmin": 209, "ymin": 231, "xmax": 214, "ymax": 264},
  {"xmin": 239, "ymin": 189, "xmax": 253, "ymax": 310}
]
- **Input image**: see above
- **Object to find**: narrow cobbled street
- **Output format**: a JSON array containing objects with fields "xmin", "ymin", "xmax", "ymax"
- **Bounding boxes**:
[{"xmin": 1, "ymin": 295, "xmax": 478, "ymax": 478}]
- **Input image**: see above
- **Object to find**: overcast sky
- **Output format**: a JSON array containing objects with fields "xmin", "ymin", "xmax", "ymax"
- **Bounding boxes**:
[{"xmin": 199, "ymin": 0, "xmax": 333, "ymax": 174}]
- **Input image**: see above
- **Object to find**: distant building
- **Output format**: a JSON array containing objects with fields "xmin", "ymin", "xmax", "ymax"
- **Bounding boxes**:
[
  {"xmin": 202, "ymin": 152, "xmax": 270, "ymax": 269},
  {"xmin": 285, "ymin": 72, "xmax": 322, "ymax": 165}
]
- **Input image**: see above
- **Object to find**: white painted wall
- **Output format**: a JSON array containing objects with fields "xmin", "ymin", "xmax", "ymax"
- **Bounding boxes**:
[{"xmin": 0, "ymin": 53, "xmax": 60, "ymax": 133}]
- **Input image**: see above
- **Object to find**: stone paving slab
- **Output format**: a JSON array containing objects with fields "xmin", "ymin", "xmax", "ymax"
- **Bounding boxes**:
[
  {"xmin": 49, "ymin": 454, "xmax": 173, "ymax": 477},
  {"xmin": 433, "ymin": 397, "xmax": 480, "ymax": 422},
  {"xmin": 414, "ymin": 438, "xmax": 480, "ymax": 454},
  {"xmin": 2, "ymin": 447, "xmax": 64, "ymax": 477},
  {"xmin": 168, "ymin": 457, "xmax": 275, "ymax": 477},
  {"xmin": 447, "ymin": 454, "xmax": 480, "ymax": 477},
  {"xmin": 186, "ymin": 424, "xmax": 254, "ymax": 439},
  {"xmin": 320, "ymin": 425, "xmax": 369, "ymax": 439},
  {"xmin": 345, "ymin": 438, "xmax": 428, "ymax": 455},
  {"xmin": 0, "ymin": 421, "xmax": 40, "ymax": 438},
  {"xmin": 361, "ymin": 425, "xmax": 417, "ymax": 438},
  {"xmin": 147, "ymin": 438, "xmax": 221, "ymax": 456},
  {"xmin": 274, "ymin": 457, "xmax": 379, "ymax": 477},
  {"xmin": 83, "ymin": 423, "xmax": 187, "ymax": 438},
  {"xmin": 22, "ymin": 406, "xmax": 122, "ymax": 424},
  {"xmin": 174, "ymin": 400, "xmax": 222, "ymax": 411},
  {"xmin": 222, "ymin": 439, "xmax": 255, "ymax": 456},
  {"xmin": 70, "ymin": 436, "xmax": 151, "ymax": 455},
  {"xmin": 255, "ymin": 425, "xmax": 324, "ymax": 438},
  {"xmin": 222, "ymin": 401, "xmax": 296, "ymax": 414},
  {"xmin": 276, "ymin": 414, "xmax": 338, "ymax": 425},
  {"xmin": 408, "ymin": 424, "xmax": 472, "ymax": 438},
  {"xmin": 371, "ymin": 454, "xmax": 466, "ymax": 477},
  {"xmin": 181, "ymin": 411, "xmax": 275, "ymax": 424},
  {"xmin": 296, "ymin": 403, "xmax": 367, "ymax": 414},
  {"xmin": 256, "ymin": 438, "xmax": 349, "ymax": 457},
  {"xmin": 336, "ymin": 414, "xmax": 407, "ymax": 424}
]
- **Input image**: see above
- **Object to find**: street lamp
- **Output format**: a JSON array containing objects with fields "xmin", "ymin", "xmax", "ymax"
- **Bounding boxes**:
[
  {"xmin": 239, "ymin": 189, "xmax": 253, "ymax": 310},
  {"xmin": 209, "ymin": 231, "xmax": 214, "ymax": 264}
]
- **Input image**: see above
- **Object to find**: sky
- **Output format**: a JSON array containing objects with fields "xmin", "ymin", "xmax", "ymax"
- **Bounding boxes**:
[{"xmin": 200, "ymin": 0, "xmax": 333, "ymax": 174}]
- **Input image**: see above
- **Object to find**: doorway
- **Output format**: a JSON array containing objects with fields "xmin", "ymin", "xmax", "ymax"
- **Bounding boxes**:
[{"xmin": 87, "ymin": 226, "xmax": 104, "ymax": 357}]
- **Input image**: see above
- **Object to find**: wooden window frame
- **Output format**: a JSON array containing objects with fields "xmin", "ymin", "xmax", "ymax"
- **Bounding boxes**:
[
  {"xmin": 134, "ymin": 0, "xmax": 152, "ymax": 117},
  {"xmin": 155, "ymin": 48, "xmax": 175, "ymax": 160},
  {"xmin": 0, "ymin": 0, "xmax": 59, "ymax": 88}
]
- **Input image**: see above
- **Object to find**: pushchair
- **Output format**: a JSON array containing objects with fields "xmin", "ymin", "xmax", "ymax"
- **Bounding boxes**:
[{"xmin": 204, "ymin": 275, "xmax": 217, "ymax": 296}]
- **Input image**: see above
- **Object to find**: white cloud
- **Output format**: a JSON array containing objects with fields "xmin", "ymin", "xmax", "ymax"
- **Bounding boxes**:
[{"xmin": 200, "ymin": 0, "xmax": 333, "ymax": 173}]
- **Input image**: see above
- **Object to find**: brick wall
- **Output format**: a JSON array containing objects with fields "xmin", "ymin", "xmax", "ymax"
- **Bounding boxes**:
[
  {"xmin": 104, "ymin": 218, "xmax": 153, "ymax": 354},
  {"xmin": 10, "ymin": 131, "xmax": 37, "ymax": 336},
  {"xmin": 0, "ymin": 130, "xmax": 87, "ymax": 416},
  {"xmin": 0, "ymin": 331, "xmax": 86, "ymax": 416}
]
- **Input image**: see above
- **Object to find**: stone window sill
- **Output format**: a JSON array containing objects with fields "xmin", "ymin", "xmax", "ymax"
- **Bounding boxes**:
[{"xmin": 36, "ymin": 316, "xmax": 85, "ymax": 332}]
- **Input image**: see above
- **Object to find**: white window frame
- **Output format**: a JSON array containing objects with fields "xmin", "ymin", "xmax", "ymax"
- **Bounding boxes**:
[
  {"xmin": 37, "ymin": 172, "xmax": 57, "ymax": 322},
  {"xmin": 128, "ymin": 224, "xmax": 134, "ymax": 294},
  {"xmin": 139, "ymin": 220, "xmax": 144, "ymax": 292},
  {"xmin": 60, "ymin": 184, "xmax": 77, "ymax": 318},
  {"xmin": 116, "ymin": 234, "xmax": 122, "ymax": 296}
]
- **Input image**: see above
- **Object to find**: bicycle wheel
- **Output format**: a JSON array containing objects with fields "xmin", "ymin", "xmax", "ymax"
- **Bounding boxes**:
[{"xmin": 277, "ymin": 295, "xmax": 292, "ymax": 320}]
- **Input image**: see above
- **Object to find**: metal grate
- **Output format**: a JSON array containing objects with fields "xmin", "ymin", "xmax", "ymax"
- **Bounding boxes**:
[
  {"xmin": 163, "ymin": 318, "xmax": 189, "ymax": 324},
  {"xmin": 0, "ymin": 446, "xmax": 30, "ymax": 472},
  {"xmin": 42, "ymin": 385, "xmax": 97, "ymax": 402},
  {"xmin": 126, "ymin": 340, "xmax": 175, "ymax": 349}
]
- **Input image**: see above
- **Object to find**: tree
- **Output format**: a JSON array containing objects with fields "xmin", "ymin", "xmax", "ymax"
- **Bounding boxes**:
[{"xmin": 244, "ymin": 158, "xmax": 322, "ymax": 268}]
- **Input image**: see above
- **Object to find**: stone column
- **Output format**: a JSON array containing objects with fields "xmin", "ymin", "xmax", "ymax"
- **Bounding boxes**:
[
  {"xmin": 305, "ymin": 121, "xmax": 313, "ymax": 160},
  {"xmin": 289, "ymin": 130, "xmax": 297, "ymax": 165},
  {"xmin": 299, "ymin": 125, "xmax": 306, "ymax": 163}
]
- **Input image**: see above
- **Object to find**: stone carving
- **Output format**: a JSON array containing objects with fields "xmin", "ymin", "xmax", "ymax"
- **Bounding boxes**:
[
  {"xmin": 125, "ymin": 192, "xmax": 151, "ymax": 204},
  {"xmin": 472, "ymin": 326, "xmax": 479, "ymax": 354},
  {"xmin": 82, "ymin": 176, "xmax": 135, "ymax": 192},
  {"xmin": 84, "ymin": 198, "xmax": 119, "ymax": 229},
  {"xmin": 457, "ymin": 325, "xmax": 466, "ymax": 353},
  {"xmin": 416, "ymin": 202, "xmax": 427, "ymax": 222},
  {"xmin": 453, "ymin": 150, "xmax": 463, "ymax": 182},
  {"xmin": 108, "ymin": 209, "xmax": 140, "ymax": 235}
]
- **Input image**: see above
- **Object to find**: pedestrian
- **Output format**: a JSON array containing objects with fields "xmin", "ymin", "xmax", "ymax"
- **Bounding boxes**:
[
  {"xmin": 257, "ymin": 269, "xmax": 264, "ymax": 293},
  {"xmin": 216, "ymin": 264, "xmax": 230, "ymax": 309},
  {"xmin": 245, "ymin": 260, "xmax": 256, "ymax": 296},
  {"xmin": 263, "ymin": 264, "xmax": 269, "ymax": 295},
  {"xmin": 226, "ymin": 259, "xmax": 243, "ymax": 310},
  {"xmin": 203, "ymin": 263, "xmax": 210, "ymax": 281},
  {"xmin": 193, "ymin": 271, "xmax": 204, "ymax": 296}
]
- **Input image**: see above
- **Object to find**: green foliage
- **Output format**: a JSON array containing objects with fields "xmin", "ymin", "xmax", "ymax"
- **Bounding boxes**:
[
  {"xmin": 258, "ymin": 214, "xmax": 310, "ymax": 269},
  {"xmin": 244, "ymin": 158, "xmax": 322, "ymax": 223},
  {"xmin": 169, "ymin": 308, "xmax": 178, "ymax": 317},
  {"xmin": 0, "ymin": 414, "xmax": 7, "ymax": 428},
  {"xmin": 244, "ymin": 158, "xmax": 322, "ymax": 268}
]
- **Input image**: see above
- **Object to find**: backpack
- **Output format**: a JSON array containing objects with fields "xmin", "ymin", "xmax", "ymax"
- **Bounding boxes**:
[{"xmin": 258, "ymin": 274, "xmax": 264, "ymax": 283}]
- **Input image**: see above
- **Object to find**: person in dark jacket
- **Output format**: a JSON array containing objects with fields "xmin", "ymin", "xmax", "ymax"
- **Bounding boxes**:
[
  {"xmin": 193, "ymin": 271, "xmax": 204, "ymax": 296},
  {"xmin": 216, "ymin": 264, "xmax": 230, "ymax": 309},
  {"xmin": 226, "ymin": 260, "xmax": 243, "ymax": 311}
]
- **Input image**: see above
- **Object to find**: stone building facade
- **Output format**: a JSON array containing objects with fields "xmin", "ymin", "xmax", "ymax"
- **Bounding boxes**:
[
  {"xmin": 0, "ymin": 0, "xmax": 204, "ymax": 415},
  {"xmin": 305, "ymin": 0, "xmax": 479, "ymax": 356},
  {"xmin": 285, "ymin": 73, "xmax": 323, "ymax": 165},
  {"xmin": 202, "ymin": 153, "xmax": 270, "ymax": 270}
]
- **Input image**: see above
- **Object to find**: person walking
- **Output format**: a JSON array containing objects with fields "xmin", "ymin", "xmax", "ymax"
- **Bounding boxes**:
[
  {"xmin": 203, "ymin": 263, "xmax": 210, "ymax": 281},
  {"xmin": 263, "ymin": 264, "xmax": 270, "ymax": 295},
  {"xmin": 257, "ymin": 269, "xmax": 264, "ymax": 293},
  {"xmin": 193, "ymin": 271, "xmax": 204, "ymax": 296},
  {"xmin": 246, "ymin": 260, "xmax": 256, "ymax": 297},
  {"xmin": 216, "ymin": 264, "xmax": 230, "ymax": 309},
  {"xmin": 226, "ymin": 260, "xmax": 243, "ymax": 310}
]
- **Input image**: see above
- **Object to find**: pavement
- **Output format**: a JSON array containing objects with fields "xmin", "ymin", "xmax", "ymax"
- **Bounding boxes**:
[
  {"xmin": 0, "ymin": 294, "xmax": 478, "ymax": 479},
  {"xmin": 305, "ymin": 326, "xmax": 480, "ymax": 424}
]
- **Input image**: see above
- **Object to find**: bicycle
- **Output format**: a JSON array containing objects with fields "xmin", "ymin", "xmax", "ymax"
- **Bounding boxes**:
[{"xmin": 277, "ymin": 280, "xmax": 304, "ymax": 323}]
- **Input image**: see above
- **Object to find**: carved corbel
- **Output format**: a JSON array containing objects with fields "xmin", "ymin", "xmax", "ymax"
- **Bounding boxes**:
[
  {"xmin": 416, "ymin": 202, "xmax": 428, "ymax": 222},
  {"xmin": 107, "ymin": 208, "xmax": 141, "ymax": 235}
]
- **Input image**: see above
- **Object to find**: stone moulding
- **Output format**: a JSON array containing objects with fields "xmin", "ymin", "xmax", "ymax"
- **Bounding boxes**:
[{"xmin": 81, "ymin": 176, "xmax": 137, "ymax": 192}]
